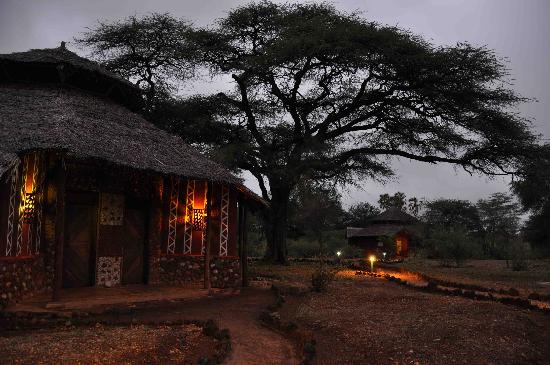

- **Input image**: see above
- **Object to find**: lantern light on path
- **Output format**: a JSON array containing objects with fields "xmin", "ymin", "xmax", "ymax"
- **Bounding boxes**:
[{"xmin": 368, "ymin": 255, "xmax": 376, "ymax": 272}]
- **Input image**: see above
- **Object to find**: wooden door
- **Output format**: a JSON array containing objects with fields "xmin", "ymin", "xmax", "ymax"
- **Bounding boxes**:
[
  {"xmin": 63, "ymin": 202, "xmax": 96, "ymax": 288},
  {"xmin": 122, "ymin": 208, "xmax": 146, "ymax": 284}
]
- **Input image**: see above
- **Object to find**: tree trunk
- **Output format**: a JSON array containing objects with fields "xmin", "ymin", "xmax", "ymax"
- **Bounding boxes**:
[{"xmin": 264, "ymin": 186, "xmax": 291, "ymax": 264}]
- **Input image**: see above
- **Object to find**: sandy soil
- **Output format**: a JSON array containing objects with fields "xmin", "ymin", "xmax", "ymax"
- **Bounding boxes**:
[
  {"xmin": 90, "ymin": 287, "xmax": 299, "ymax": 365},
  {"xmin": 0, "ymin": 323, "xmax": 213, "ymax": 365},
  {"xmin": 277, "ymin": 273, "xmax": 550, "ymax": 365}
]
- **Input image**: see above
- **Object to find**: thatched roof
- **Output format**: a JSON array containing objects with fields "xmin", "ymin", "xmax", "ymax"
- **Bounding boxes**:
[
  {"xmin": 346, "ymin": 225, "xmax": 408, "ymax": 239},
  {"xmin": 0, "ymin": 150, "xmax": 18, "ymax": 178},
  {"xmin": 370, "ymin": 207, "xmax": 417, "ymax": 224},
  {"xmin": 0, "ymin": 83, "xmax": 240, "ymax": 184},
  {"xmin": 0, "ymin": 43, "xmax": 141, "ymax": 109}
]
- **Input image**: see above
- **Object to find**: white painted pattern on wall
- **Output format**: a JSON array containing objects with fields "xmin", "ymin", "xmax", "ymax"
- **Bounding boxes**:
[{"xmin": 219, "ymin": 185, "xmax": 229, "ymax": 257}]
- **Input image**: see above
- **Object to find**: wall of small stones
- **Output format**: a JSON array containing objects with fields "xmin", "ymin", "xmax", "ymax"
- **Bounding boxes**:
[
  {"xmin": 152, "ymin": 256, "xmax": 241, "ymax": 288},
  {"xmin": 96, "ymin": 256, "xmax": 122, "ymax": 287},
  {"xmin": 0, "ymin": 257, "xmax": 51, "ymax": 310}
]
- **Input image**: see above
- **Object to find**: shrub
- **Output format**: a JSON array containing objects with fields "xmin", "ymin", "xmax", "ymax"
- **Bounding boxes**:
[
  {"xmin": 427, "ymin": 227, "xmax": 477, "ymax": 267},
  {"xmin": 311, "ymin": 259, "xmax": 334, "ymax": 292},
  {"xmin": 509, "ymin": 239, "xmax": 530, "ymax": 271}
]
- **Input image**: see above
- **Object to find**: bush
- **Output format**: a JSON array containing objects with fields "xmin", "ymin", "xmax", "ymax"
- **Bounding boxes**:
[
  {"xmin": 509, "ymin": 239, "xmax": 530, "ymax": 271},
  {"xmin": 427, "ymin": 227, "xmax": 478, "ymax": 267},
  {"xmin": 311, "ymin": 259, "xmax": 334, "ymax": 292}
]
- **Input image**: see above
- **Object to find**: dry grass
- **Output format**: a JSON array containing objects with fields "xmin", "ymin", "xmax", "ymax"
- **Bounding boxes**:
[
  {"xmin": 0, "ymin": 324, "xmax": 215, "ymax": 365},
  {"xmin": 399, "ymin": 259, "xmax": 550, "ymax": 296}
]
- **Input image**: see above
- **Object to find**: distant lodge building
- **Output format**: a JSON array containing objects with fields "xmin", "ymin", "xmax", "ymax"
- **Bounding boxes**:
[
  {"xmin": 346, "ymin": 207, "xmax": 417, "ymax": 258},
  {"xmin": 0, "ymin": 43, "xmax": 265, "ymax": 308}
]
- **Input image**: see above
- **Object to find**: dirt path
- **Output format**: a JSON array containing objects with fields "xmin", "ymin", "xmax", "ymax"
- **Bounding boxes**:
[
  {"xmin": 113, "ymin": 288, "xmax": 298, "ymax": 365},
  {"xmin": 278, "ymin": 274, "xmax": 550, "ymax": 365}
]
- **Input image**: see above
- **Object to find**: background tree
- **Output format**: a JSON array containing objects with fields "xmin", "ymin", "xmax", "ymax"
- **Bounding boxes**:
[
  {"xmin": 344, "ymin": 202, "xmax": 380, "ymax": 227},
  {"xmin": 77, "ymin": 13, "xmax": 195, "ymax": 113},
  {"xmin": 292, "ymin": 181, "xmax": 344, "ymax": 253},
  {"xmin": 79, "ymin": 4, "xmax": 539, "ymax": 263},
  {"xmin": 476, "ymin": 193, "xmax": 521, "ymax": 258},
  {"xmin": 378, "ymin": 192, "xmax": 422, "ymax": 216},
  {"xmin": 512, "ymin": 143, "xmax": 550, "ymax": 256},
  {"xmin": 423, "ymin": 199, "xmax": 481, "ymax": 233},
  {"xmin": 378, "ymin": 192, "xmax": 407, "ymax": 211}
]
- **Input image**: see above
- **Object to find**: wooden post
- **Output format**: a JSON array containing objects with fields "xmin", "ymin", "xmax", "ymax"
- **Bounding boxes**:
[
  {"xmin": 52, "ymin": 156, "xmax": 66, "ymax": 301},
  {"xmin": 203, "ymin": 181, "xmax": 213, "ymax": 291},
  {"xmin": 241, "ymin": 204, "xmax": 249, "ymax": 287},
  {"xmin": 237, "ymin": 199, "xmax": 244, "ymax": 286}
]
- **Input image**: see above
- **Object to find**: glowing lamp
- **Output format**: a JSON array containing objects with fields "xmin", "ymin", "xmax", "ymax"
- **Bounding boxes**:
[
  {"xmin": 368, "ymin": 255, "xmax": 376, "ymax": 272},
  {"xmin": 21, "ymin": 192, "xmax": 37, "ymax": 224},
  {"xmin": 336, "ymin": 251, "xmax": 342, "ymax": 257},
  {"xmin": 192, "ymin": 208, "xmax": 206, "ymax": 231}
]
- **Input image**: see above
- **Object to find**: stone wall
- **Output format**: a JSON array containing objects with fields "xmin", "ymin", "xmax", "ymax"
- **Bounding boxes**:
[
  {"xmin": 153, "ymin": 255, "xmax": 241, "ymax": 288},
  {"xmin": 96, "ymin": 256, "xmax": 122, "ymax": 287},
  {"xmin": 0, "ymin": 257, "xmax": 51, "ymax": 309}
]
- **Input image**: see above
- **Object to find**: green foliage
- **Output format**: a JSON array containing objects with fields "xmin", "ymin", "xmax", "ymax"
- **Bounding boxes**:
[
  {"xmin": 290, "ymin": 181, "xmax": 345, "ymax": 237},
  {"xmin": 288, "ymin": 230, "xmax": 350, "ymax": 258},
  {"xmin": 343, "ymin": 202, "xmax": 380, "ymax": 227},
  {"xmin": 512, "ymin": 144, "xmax": 550, "ymax": 254},
  {"xmin": 426, "ymin": 227, "xmax": 478, "ymax": 267},
  {"xmin": 423, "ymin": 198, "xmax": 481, "ymax": 234},
  {"xmin": 378, "ymin": 192, "xmax": 407, "ymax": 211},
  {"xmin": 477, "ymin": 193, "xmax": 521, "ymax": 258},
  {"xmin": 378, "ymin": 192, "xmax": 422, "ymax": 217},
  {"xmin": 80, "ymin": 3, "xmax": 539, "ymax": 264}
]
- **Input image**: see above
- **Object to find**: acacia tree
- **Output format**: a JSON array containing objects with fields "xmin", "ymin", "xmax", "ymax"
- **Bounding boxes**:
[
  {"xmin": 175, "ymin": 2, "xmax": 537, "ymax": 263},
  {"xmin": 77, "ymin": 13, "xmax": 195, "ymax": 112},
  {"xmin": 78, "ymin": 4, "xmax": 538, "ymax": 263}
]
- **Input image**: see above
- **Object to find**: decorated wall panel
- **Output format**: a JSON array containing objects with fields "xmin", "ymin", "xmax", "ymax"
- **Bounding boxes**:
[{"xmin": 1, "ymin": 152, "xmax": 45, "ymax": 258}]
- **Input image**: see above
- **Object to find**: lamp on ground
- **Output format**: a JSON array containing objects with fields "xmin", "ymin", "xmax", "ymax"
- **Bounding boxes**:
[{"xmin": 368, "ymin": 255, "xmax": 376, "ymax": 272}]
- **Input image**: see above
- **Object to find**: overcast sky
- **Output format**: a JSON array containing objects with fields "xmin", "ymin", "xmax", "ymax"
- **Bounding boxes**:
[{"xmin": 1, "ymin": 0, "xmax": 549, "ymax": 207}]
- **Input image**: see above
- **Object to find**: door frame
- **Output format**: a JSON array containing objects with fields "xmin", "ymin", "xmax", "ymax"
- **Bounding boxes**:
[{"xmin": 63, "ymin": 191, "xmax": 99, "ymax": 288}]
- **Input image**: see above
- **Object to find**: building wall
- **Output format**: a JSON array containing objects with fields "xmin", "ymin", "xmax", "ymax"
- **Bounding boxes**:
[
  {"xmin": 0, "ymin": 155, "xmax": 243, "ymax": 308},
  {"xmin": 151, "ymin": 176, "xmax": 242, "ymax": 288},
  {"xmin": 0, "ymin": 152, "xmax": 56, "ymax": 309},
  {"xmin": 153, "ymin": 255, "xmax": 241, "ymax": 288}
]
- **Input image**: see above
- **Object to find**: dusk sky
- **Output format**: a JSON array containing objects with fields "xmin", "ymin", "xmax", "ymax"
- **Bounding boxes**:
[{"xmin": 1, "ymin": 0, "xmax": 548, "ymax": 207}]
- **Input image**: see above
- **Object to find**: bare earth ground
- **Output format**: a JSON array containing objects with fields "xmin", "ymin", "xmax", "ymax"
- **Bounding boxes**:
[
  {"xmin": 0, "ymin": 324, "xmax": 213, "ymax": 365},
  {"xmin": 90, "ymin": 288, "xmax": 298, "ymax": 365},
  {"xmin": 0, "ymin": 288, "xmax": 299, "ymax": 365},
  {"xmin": 254, "ymin": 262, "xmax": 550, "ymax": 365},
  {"xmin": 399, "ymin": 259, "xmax": 550, "ymax": 296}
]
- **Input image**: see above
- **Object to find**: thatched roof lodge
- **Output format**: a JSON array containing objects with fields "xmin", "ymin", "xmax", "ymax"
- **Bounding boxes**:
[
  {"xmin": 346, "ymin": 207, "xmax": 417, "ymax": 258},
  {"xmin": 0, "ymin": 43, "xmax": 264, "ymax": 308}
]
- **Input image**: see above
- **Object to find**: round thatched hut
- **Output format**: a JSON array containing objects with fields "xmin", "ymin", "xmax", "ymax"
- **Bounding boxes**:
[
  {"xmin": 0, "ymin": 43, "xmax": 265, "ymax": 308},
  {"xmin": 346, "ymin": 207, "xmax": 417, "ymax": 259}
]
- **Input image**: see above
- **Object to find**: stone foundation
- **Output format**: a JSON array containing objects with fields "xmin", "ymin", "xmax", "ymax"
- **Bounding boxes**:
[
  {"xmin": 153, "ymin": 256, "xmax": 241, "ymax": 288},
  {"xmin": 0, "ymin": 257, "xmax": 51, "ymax": 309}
]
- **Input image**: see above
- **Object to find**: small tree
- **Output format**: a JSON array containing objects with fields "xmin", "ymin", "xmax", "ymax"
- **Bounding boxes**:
[
  {"xmin": 477, "ymin": 193, "xmax": 521, "ymax": 259},
  {"xmin": 344, "ymin": 202, "xmax": 380, "ymax": 227},
  {"xmin": 77, "ymin": 13, "xmax": 196, "ymax": 112},
  {"xmin": 427, "ymin": 227, "xmax": 476, "ymax": 267}
]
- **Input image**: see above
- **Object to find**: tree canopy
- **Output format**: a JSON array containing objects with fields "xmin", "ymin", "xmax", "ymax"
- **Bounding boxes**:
[
  {"xmin": 77, "ymin": 13, "xmax": 195, "ymax": 111},
  {"xmin": 78, "ymin": 2, "xmax": 540, "ymax": 263}
]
